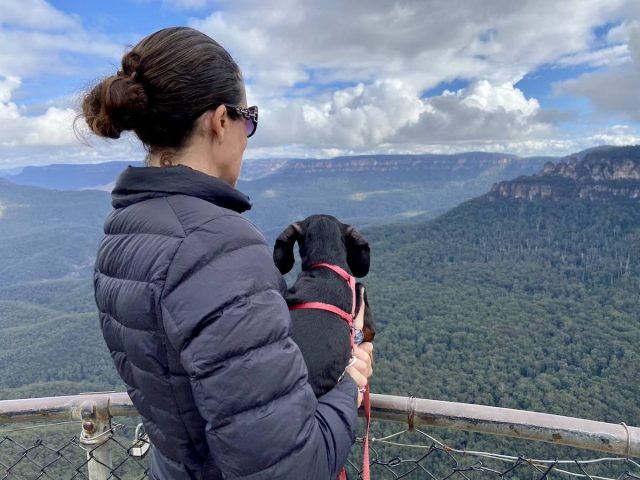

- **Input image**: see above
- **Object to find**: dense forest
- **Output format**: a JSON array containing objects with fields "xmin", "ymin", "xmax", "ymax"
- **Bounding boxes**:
[
  {"xmin": 365, "ymin": 196, "xmax": 639, "ymax": 426},
  {"xmin": 2, "ymin": 185, "xmax": 638, "ymax": 425},
  {"xmin": 0, "ymin": 180, "xmax": 118, "ymax": 397}
]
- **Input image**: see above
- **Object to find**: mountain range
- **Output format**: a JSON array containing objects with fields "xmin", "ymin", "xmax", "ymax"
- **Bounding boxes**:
[
  {"xmin": 2, "ymin": 152, "xmax": 555, "ymax": 189},
  {"xmin": 1, "ymin": 152, "xmax": 555, "ymax": 241}
]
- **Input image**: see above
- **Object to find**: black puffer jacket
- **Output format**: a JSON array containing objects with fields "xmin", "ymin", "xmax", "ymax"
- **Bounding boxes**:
[{"xmin": 94, "ymin": 165, "xmax": 358, "ymax": 479}]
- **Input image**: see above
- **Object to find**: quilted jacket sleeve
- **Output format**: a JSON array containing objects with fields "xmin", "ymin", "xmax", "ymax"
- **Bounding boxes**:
[{"xmin": 160, "ymin": 213, "xmax": 358, "ymax": 479}]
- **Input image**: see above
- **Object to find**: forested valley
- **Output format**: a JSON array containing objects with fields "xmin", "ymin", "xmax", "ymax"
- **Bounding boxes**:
[{"xmin": 366, "ymin": 197, "xmax": 639, "ymax": 425}]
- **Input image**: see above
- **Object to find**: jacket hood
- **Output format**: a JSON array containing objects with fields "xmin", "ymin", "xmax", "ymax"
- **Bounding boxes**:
[{"xmin": 111, "ymin": 165, "xmax": 252, "ymax": 213}]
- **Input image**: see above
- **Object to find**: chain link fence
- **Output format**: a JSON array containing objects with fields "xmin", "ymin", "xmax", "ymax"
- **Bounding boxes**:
[
  {"xmin": 344, "ymin": 427, "xmax": 640, "ymax": 480},
  {"xmin": 3, "ymin": 424, "xmax": 640, "ymax": 480},
  {"xmin": 0, "ymin": 420, "xmax": 150, "ymax": 480},
  {"xmin": 1, "ymin": 392, "xmax": 639, "ymax": 479}
]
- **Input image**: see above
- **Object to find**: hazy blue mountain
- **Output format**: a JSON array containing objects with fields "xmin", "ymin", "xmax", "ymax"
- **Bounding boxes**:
[
  {"xmin": 3, "ymin": 152, "xmax": 553, "ymax": 188},
  {"xmin": 241, "ymin": 153, "xmax": 553, "ymax": 237},
  {"xmin": 1, "ymin": 153, "xmax": 554, "ymax": 241},
  {"xmin": 1, "ymin": 158, "xmax": 288, "ymax": 188},
  {"xmin": 3, "ymin": 161, "xmax": 144, "ymax": 191},
  {"xmin": 0, "ymin": 166, "xmax": 23, "ymax": 176}
]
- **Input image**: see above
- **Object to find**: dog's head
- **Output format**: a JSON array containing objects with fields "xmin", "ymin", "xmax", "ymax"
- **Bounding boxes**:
[{"xmin": 273, "ymin": 214, "xmax": 370, "ymax": 277}]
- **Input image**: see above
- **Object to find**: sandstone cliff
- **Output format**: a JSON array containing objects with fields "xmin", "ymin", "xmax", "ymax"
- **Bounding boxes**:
[{"xmin": 488, "ymin": 145, "xmax": 640, "ymax": 201}]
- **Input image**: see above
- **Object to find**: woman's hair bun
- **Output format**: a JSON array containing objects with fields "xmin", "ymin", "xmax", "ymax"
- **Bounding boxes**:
[
  {"xmin": 80, "ymin": 27, "xmax": 244, "ymax": 150},
  {"xmin": 82, "ymin": 73, "xmax": 148, "ymax": 139}
]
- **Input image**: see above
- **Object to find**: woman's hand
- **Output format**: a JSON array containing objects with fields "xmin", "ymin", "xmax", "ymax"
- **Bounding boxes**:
[
  {"xmin": 347, "ymin": 343, "xmax": 374, "ymax": 407},
  {"xmin": 346, "ymin": 285, "xmax": 374, "ymax": 407}
]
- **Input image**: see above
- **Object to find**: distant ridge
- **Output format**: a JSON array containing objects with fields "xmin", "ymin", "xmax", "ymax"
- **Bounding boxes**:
[
  {"xmin": 1, "ymin": 152, "xmax": 556, "ymax": 191},
  {"xmin": 259, "ymin": 152, "xmax": 559, "ymax": 178},
  {"xmin": 0, "ymin": 152, "xmax": 556, "ymax": 244},
  {"xmin": 3, "ymin": 161, "xmax": 144, "ymax": 191},
  {"xmin": 488, "ymin": 145, "xmax": 640, "ymax": 201}
]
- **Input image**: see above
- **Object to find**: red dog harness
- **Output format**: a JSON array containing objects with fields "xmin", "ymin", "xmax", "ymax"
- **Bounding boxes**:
[
  {"xmin": 288, "ymin": 262, "xmax": 371, "ymax": 480},
  {"xmin": 289, "ymin": 262, "xmax": 356, "ymax": 345}
]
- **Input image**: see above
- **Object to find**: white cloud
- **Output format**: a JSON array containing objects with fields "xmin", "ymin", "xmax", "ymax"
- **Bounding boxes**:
[
  {"xmin": 607, "ymin": 19, "xmax": 640, "ymax": 44},
  {"xmin": 396, "ymin": 81, "xmax": 550, "ymax": 145},
  {"xmin": 0, "ymin": 76, "xmax": 76, "ymax": 148},
  {"xmin": 0, "ymin": 132, "xmax": 144, "ymax": 169},
  {"xmin": 0, "ymin": 76, "xmax": 20, "ymax": 104},
  {"xmin": 247, "ymin": 79, "xmax": 549, "ymax": 152},
  {"xmin": 0, "ymin": 76, "xmax": 144, "ymax": 168},
  {"xmin": 559, "ymin": 25, "xmax": 640, "ymax": 121},
  {"xmin": 0, "ymin": 0, "xmax": 77, "ymax": 30},
  {"xmin": 0, "ymin": 0, "xmax": 123, "ymax": 79},
  {"xmin": 587, "ymin": 125, "xmax": 640, "ymax": 145},
  {"xmin": 0, "ymin": 1, "xmax": 139, "ymax": 167},
  {"xmin": 160, "ymin": 0, "xmax": 216, "ymax": 9},
  {"xmin": 458, "ymin": 81, "xmax": 540, "ymax": 116},
  {"xmin": 187, "ymin": 0, "xmax": 640, "ymax": 158},
  {"xmin": 192, "ymin": 0, "xmax": 636, "ymax": 95},
  {"xmin": 556, "ymin": 44, "xmax": 629, "ymax": 68},
  {"xmin": 249, "ymin": 80, "xmax": 425, "ymax": 149},
  {"xmin": 1, "ymin": 0, "xmax": 640, "ymax": 166}
]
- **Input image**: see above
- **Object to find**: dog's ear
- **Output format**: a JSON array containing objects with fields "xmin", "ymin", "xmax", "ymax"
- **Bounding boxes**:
[
  {"xmin": 346, "ymin": 227, "xmax": 370, "ymax": 277},
  {"xmin": 273, "ymin": 223, "xmax": 302, "ymax": 274}
]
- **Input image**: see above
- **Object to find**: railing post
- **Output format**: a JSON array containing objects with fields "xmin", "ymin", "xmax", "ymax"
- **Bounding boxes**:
[{"xmin": 79, "ymin": 397, "xmax": 113, "ymax": 480}]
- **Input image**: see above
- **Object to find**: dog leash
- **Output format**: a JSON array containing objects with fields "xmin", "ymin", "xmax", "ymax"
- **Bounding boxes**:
[
  {"xmin": 288, "ymin": 263, "xmax": 370, "ymax": 480},
  {"xmin": 362, "ymin": 383, "xmax": 371, "ymax": 480},
  {"xmin": 337, "ymin": 385, "xmax": 370, "ymax": 480}
]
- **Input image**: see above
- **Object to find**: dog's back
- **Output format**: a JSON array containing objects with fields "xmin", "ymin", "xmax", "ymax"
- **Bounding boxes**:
[
  {"xmin": 273, "ymin": 215, "xmax": 374, "ymax": 397},
  {"xmin": 286, "ymin": 267, "xmax": 354, "ymax": 396}
]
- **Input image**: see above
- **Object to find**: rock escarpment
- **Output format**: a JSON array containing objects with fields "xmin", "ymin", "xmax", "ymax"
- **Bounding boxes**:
[{"xmin": 488, "ymin": 145, "xmax": 640, "ymax": 201}]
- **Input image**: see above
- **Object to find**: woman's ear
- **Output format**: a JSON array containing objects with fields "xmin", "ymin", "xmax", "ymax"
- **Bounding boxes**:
[
  {"xmin": 346, "ymin": 226, "xmax": 370, "ymax": 277},
  {"xmin": 206, "ymin": 104, "xmax": 228, "ymax": 143},
  {"xmin": 273, "ymin": 223, "xmax": 302, "ymax": 274}
]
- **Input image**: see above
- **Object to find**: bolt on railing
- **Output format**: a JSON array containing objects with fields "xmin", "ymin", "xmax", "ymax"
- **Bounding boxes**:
[{"xmin": 0, "ymin": 392, "xmax": 639, "ymax": 479}]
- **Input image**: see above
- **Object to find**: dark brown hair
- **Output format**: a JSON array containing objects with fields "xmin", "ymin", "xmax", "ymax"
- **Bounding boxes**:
[{"xmin": 81, "ymin": 27, "xmax": 243, "ymax": 160}]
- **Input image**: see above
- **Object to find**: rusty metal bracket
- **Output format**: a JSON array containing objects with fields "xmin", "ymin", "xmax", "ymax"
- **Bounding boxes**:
[{"xmin": 77, "ymin": 395, "xmax": 113, "ymax": 480}]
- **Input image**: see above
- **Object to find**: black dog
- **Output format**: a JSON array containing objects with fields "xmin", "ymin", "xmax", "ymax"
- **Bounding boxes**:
[{"xmin": 273, "ymin": 215, "xmax": 375, "ymax": 397}]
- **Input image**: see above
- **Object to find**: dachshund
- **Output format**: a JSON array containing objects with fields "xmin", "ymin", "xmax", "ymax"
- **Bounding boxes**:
[{"xmin": 273, "ymin": 214, "xmax": 375, "ymax": 397}]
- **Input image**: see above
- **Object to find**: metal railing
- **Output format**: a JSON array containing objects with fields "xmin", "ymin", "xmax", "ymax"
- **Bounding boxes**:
[{"xmin": 1, "ymin": 392, "xmax": 639, "ymax": 479}]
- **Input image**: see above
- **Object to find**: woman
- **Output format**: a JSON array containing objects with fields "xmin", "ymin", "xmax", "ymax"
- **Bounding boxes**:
[{"xmin": 84, "ymin": 27, "xmax": 373, "ymax": 479}]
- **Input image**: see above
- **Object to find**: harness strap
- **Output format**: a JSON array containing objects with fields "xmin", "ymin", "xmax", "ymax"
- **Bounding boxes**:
[
  {"xmin": 290, "ymin": 301, "xmax": 353, "ymax": 324},
  {"xmin": 291, "ymin": 262, "xmax": 357, "ymax": 346},
  {"xmin": 310, "ymin": 262, "xmax": 356, "ymax": 319}
]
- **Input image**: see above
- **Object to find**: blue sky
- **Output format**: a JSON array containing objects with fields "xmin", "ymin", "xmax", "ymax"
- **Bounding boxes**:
[{"xmin": 0, "ymin": 0, "xmax": 639, "ymax": 168}]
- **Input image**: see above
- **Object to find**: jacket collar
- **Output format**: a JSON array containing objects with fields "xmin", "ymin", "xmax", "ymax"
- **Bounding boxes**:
[{"xmin": 111, "ymin": 165, "xmax": 252, "ymax": 213}]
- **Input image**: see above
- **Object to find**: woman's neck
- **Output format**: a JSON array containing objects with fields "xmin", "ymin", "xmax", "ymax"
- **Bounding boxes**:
[{"xmin": 147, "ymin": 143, "xmax": 237, "ymax": 187}]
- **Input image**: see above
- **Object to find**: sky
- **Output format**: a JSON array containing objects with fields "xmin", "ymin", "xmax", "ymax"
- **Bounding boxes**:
[{"xmin": 0, "ymin": 0, "xmax": 639, "ymax": 168}]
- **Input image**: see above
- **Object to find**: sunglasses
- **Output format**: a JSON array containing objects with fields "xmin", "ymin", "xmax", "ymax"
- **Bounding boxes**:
[{"xmin": 224, "ymin": 104, "xmax": 259, "ymax": 138}]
